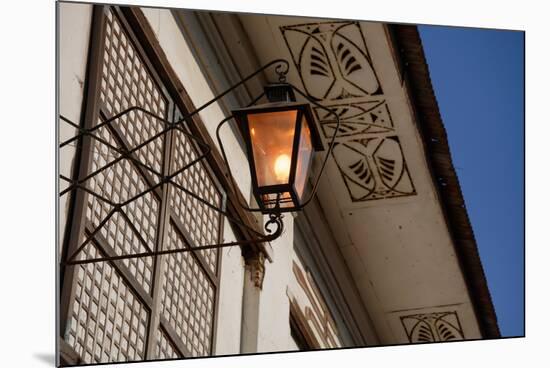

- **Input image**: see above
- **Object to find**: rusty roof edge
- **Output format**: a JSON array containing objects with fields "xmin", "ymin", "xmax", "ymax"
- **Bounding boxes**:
[{"xmin": 388, "ymin": 24, "xmax": 501, "ymax": 339}]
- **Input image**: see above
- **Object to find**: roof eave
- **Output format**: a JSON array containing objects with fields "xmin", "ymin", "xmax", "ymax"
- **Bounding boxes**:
[{"xmin": 388, "ymin": 24, "xmax": 501, "ymax": 339}]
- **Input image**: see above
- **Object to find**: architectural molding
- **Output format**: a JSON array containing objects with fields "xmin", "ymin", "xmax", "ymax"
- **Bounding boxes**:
[
  {"xmin": 294, "ymin": 193, "xmax": 379, "ymax": 346},
  {"xmin": 288, "ymin": 294, "xmax": 321, "ymax": 349},
  {"xmin": 291, "ymin": 261, "xmax": 341, "ymax": 348},
  {"xmin": 244, "ymin": 249, "xmax": 267, "ymax": 289}
]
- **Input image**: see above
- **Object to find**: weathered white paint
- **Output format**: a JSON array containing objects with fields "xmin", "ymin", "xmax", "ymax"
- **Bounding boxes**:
[
  {"xmin": 215, "ymin": 218, "xmax": 245, "ymax": 355},
  {"xmin": 240, "ymin": 261, "xmax": 261, "ymax": 354},
  {"xmin": 58, "ymin": 2, "xmax": 93, "ymax": 252},
  {"xmin": 295, "ymin": 201, "xmax": 378, "ymax": 345},
  {"xmin": 141, "ymin": 8, "xmax": 252, "ymax": 199},
  {"xmin": 255, "ymin": 214, "xmax": 296, "ymax": 352},
  {"xmin": 287, "ymin": 250, "xmax": 343, "ymax": 348}
]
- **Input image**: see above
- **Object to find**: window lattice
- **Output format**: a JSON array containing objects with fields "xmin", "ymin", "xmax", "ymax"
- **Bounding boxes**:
[
  {"xmin": 170, "ymin": 128, "xmax": 222, "ymax": 274},
  {"xmin": 155, "ymin": 328, "xmax": 181, "ymax": 359},
  {"xmin": 85, "ymin": 122, "xmax": 157, "ymax": 293},
  {"xmin": 66, "ymin": 244, "xmax": 148, "ymax": 364},
  {"xmin": 63, "ymin": 7, "xmax": 223, "ymax": 364},
  {"xmin": 159, "ymin": 224, "xmax": 216, "ymax": 356},
  {"xmin": 100, "ymin": 8, "xmax": 166, "ymax": 175}
]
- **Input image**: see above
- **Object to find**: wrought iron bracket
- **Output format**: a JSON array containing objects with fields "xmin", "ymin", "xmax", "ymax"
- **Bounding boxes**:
[{"xmin": 59, "ymin": 58, "xmax": 338, "ymax": 266}]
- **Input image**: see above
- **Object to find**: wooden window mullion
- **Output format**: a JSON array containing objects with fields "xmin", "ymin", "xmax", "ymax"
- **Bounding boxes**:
[
  {"xmin": 84, "ymin": 224, "xmax": 154, "ymax": 307},
  {"xmin": 144, "ymin": 101, "xmax": 176, "ymax": 359},
  {"xmin": 59, "ymin": 4, "xmax": 108, "ymax": 344},
  {"xmin": 168, "ymin": 212, "xmax": 219, "ymax": 287}
]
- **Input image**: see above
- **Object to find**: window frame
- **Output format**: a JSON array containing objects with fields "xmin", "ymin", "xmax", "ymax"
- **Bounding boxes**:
[{"xmin": 58, "ymin": 5, "xmax": 241, "ymax": 363}]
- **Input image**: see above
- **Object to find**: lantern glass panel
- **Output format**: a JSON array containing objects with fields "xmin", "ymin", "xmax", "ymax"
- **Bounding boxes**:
[
  {"xmin": 248, "ymin": 110, "xmax": 297, "ymax": 187},
  {"xmin": 294, "ymin": 115, "xmax": 314, "ymax": 200}
]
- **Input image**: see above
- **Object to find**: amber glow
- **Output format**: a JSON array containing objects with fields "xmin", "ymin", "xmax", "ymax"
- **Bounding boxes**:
[
  {"xmin": 248, "ymin": 110, "xmax": 297, "ymax": 187},
  {"xmin": 241, "ymin": 105, "xmax": 318, "ymax": 211},
  {"xmin": 274, "ymin": 154, "xmax": 291, "ymax": 181}
]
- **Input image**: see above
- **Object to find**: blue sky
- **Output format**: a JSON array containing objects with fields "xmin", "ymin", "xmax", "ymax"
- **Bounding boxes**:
[{"xmin": 418, "ymin": 26, "xmax": 524, "ymax": 337}]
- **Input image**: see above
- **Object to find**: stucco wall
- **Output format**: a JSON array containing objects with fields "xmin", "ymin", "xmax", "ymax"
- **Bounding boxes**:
[
  {"xmin": 58, "ymin": 2, "xmax": 93, "ymax": 253},
  {"xmin": 254, "ymin": 215, "xmax": 295, "ymax": 352}
]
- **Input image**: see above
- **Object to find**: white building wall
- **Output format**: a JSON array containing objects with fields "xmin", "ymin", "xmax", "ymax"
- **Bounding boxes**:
[
  {"xmin": 214, "ymin": 218, "xmax": 245, "ymax": 355},
  {"xmin": 255, "ymin": 215, "xmax": 295, "ymax": 353},
  {"xmin": 58, "ymin": 3, "xmax": 93, "ymax": 252},
  {"xmin": 141, "ymin": 8, "xmax": 252, "ymax": 198}
]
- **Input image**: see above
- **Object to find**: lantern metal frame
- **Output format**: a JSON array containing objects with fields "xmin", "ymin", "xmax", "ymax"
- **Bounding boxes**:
[
  {"xmin": 59, "ymin": 59, "xmax": 340, "ymax": 266},
  {"xmin": 232, "ymin": 91, "xmax": 324, "ymax": 213}
]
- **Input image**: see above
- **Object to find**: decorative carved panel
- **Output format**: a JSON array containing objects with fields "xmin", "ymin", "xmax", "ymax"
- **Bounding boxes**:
[
  {"xmin": 332, "ymin": 136, "xmax": 415, "ymax": 201},
  {"xmin": 400, "ymin": 311, "xmax": 465, "ymax": 343},
  {"xmin": 281, "ymin": 21, "xmax": 382, "ymax": 101},
  {"xmin": 281, "ymin": 21, "xmax": 416, "ymax": 203},
  {"xmin": 313, "ymin": 99, "xmax": 394, "ymax": 139}
]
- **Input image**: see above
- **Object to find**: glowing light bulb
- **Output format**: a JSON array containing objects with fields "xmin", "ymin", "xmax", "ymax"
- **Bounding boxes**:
[{"xmin": 274, "ymin": 154, "xmax": 291, "ymax": 182}]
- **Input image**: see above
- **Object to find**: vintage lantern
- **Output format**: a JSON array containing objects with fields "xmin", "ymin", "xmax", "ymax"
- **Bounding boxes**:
[{"xmin": 233, "ymin": 84, "xmax": 324, "ymax": 213}]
